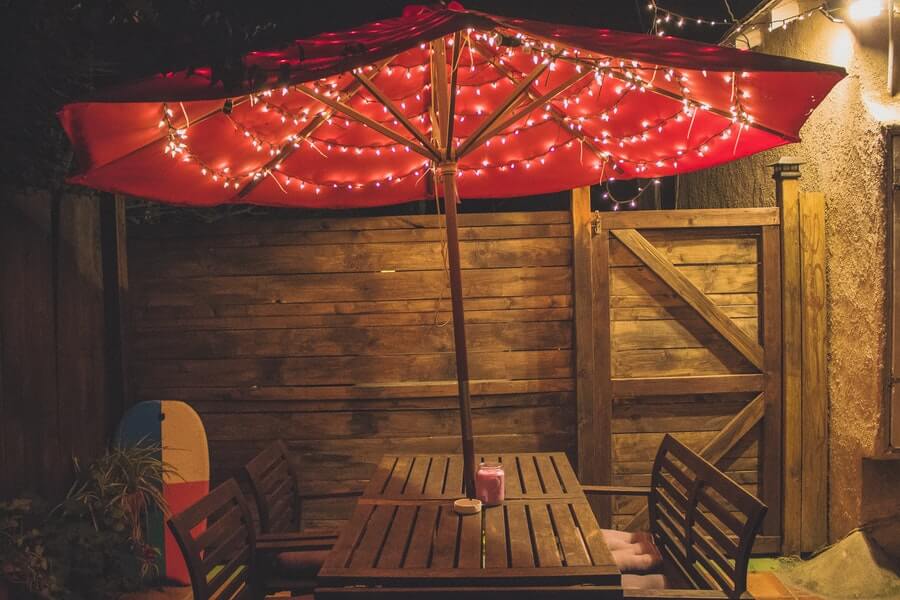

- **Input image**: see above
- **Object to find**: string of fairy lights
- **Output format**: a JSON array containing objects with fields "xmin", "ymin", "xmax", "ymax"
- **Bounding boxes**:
[
  {"xmin": 647, "ymin": 1, "xmax": 834, "ymax": 39},
  {"xmin": 159, "ymin": 27, "xmax": 760, "ymax": 210}
]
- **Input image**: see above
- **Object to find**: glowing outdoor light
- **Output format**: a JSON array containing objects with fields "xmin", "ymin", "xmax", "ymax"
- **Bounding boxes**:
[{"xmin": 847, "ymin": 0, "xmax": 885, "ymax": 20}]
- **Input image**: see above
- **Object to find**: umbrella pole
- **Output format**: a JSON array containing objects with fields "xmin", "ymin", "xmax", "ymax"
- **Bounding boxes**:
[{"xmin": 437, "ymin": 162, "xmax": 477, "ymax": 500}]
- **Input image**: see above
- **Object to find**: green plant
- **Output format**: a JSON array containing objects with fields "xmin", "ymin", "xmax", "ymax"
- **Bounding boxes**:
[
  {"xmin": 0, "ymin": 442, "xmax": 178, "ymax": 599},
  {"xmin": 0, "ymin": 497, "xmax": 64, "ymax": 598}
]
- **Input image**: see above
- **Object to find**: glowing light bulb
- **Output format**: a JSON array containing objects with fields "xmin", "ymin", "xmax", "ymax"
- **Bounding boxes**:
[{"xmin": 847, "ymin": 0, "xmax": 883, "ymax": 20}]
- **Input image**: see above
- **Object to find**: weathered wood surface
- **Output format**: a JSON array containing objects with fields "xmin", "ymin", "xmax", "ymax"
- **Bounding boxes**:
[
  {"xmin": 799, "ymin": 192, "xmax": 827, "ymax": 551},
  {"xmin": 129, "ymin": 210, "xmax": 576, "ymax": 529},
  {"xmin": 779, "ymin": 176, "xmax": 803, "ymax": 554},
  {"xmin": 362, "ymin": 453, "xmax": 582, "ymax": 501},
  {"xmin": 1, "ymin": 189, "xmax": 118, "ymax": 499},
  {"xmin": 591, "ymin": 212, "xmax": 780, "ymax": 544},
  {"xmin": 318, "ymin": 453, "xmax": 619, "ymax": 596}
]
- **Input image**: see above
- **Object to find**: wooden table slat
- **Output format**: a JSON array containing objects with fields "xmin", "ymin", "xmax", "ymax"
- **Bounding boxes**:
[
  {"xmin": 404, "ymin": 456, "xmax": 431, "ymax": 498},
  {"xmin": 445, "ymin": 455, "xmax": 464, "ymax": 498},
  {"xmin": 431, "ymin": 505, "xmax": 460, "ymax": 568},
  {"xmin": 349, "ymin": 505, "xmax": 397, "ymax": 569},
  {"xmin": 550, "ymin": 504, "xmax": 591, "ymax": 567},
  {"xmin": 376, "ymin": 505, "xmax": 418, "ymax": 569},
  {"xmin": 500, "ymin": 455, "xmax": 523, "ymax": 497},
  {"xmin": 571, "ymin": 501, "xmax": 615, "ymax": 568},
  {"xmin": 505, "ymin": 503, "xmax": 535, "ymax": 568},
  {"xmin": 458, "ymin": 508, "xmax": 484, "ymax": 569},
  {"xmin": 403, "ymin": 504, "xmax": 438, "ymax": 569},
  {"xmin": 484, "ymin": 505, "xmax": 508, "ymax": 568},
  {"xmin": 423, "ymin": 456, "xmax": 448, "ymax": 498},
  {"xmin": 324, "ymin": 503, "xmax": 376, "ymax": 569},
  {"xmin": 518, "ymin": 456, "xmax": 543, "ymax": 497},
  {"xmin": 552, "ymin": 453, "xmax": 581, "ymax": 494},
  {"xmin": 536, "ymin": 455, "xmax": 564, "ymax": 496},
  {"xmin": 383, "ymin": 457, "xmax": 414, "ymax": 497},
  {"xmin": 528, "ymin": 504, "xmax": 562, "ymax": 567}
]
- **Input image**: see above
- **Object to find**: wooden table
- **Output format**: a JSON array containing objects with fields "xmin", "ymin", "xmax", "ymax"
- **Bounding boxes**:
[{"xmin": 315, "ymin": 453, "xmax": 622, "ymax": 599}]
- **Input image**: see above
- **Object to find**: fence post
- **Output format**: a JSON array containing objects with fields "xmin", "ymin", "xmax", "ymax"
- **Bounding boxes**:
[
  {"xmin": 571, "ymin": 187, "xmax": 607, "ymax": 522},
  {"xmin": 772, "ymin": 158, "xmax": 802, "ymax": 554},
  {"xmin": 772, "ymin": 159, "xmax": 829, "ymax": 553}
]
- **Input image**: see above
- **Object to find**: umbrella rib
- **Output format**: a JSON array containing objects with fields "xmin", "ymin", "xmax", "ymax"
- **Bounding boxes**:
[
  {"xmin": 459, "ymin": 70, "xmax": 591, "ymax": 159},
  {"xmin": 456, "ymin": 59, "xmax": 550, "ymax": 158},
  {"xmin": 236, "ymin": 58, "xmax": 393, "ymax": 199},
  {"xmin": 505, "ymin": 28, "xmax": 793, "ymax": 141},
  {"xmin": 430, "ymin": 37, "xmax": 451, "ymax": 154},
  {"xmin": 352, "ymin": 71, "xmax": 441, "ymax": 159},
  {"xmin": 295, "ymin": 84, "xmax": 441, "ymax": 162},
  {"xmin": 470, "ymin": 40, "xmax": 612, "ymax": 167},
  {"xmin": 444, "ymin": 31, "xmax": 462, "ymax": 160}
]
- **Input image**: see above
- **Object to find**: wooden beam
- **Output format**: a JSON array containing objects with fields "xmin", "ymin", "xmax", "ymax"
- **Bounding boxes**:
[
  {"xmin": 571, "ymin": 188, "xmax": 601, "ymax": 522},
  {"xmin": 611, "ymin": 374, "xmax": 766, "ymax": 398},
  {"xmin": 760, "ymin": 224, "xmax": 783, "ymax": 539},
  {"xmin": 774, "ymin": 161, "xmax": 802, "ymax": 554},
  {"xmin": 591, "ymin": 209, "xmax": 614, "ymax": 527},
  {"xmin": 456, "ymin": 60, "xmax": 550, "ymax": 158},
  {"xmin": 295, "ymin": 84, "xmax": 440, "ymax": 161},
  {"xmin": 799, "ymin": 191, "xmax": 827, "ymax": 551},
  {"xmin": 612, "ymin": 228, "xmax": 765, "ymax": 370},
  {"xmin": 624, "ymin": 393, "xmax": 766, "ymax": 531},
  {"xmin": 597, "ymin": 208, "xmax": 779, "ymax": 230},
  {"xmin": 444, "ymin": 32, "xmax": 462, "ymax": 159},
  {"xmin": 353, "ymin": 71, "xmax": 441, "ymax": 159},
  {"xmin": 430, "ymin": 37, "xmax": 450, "ymax": 153}
]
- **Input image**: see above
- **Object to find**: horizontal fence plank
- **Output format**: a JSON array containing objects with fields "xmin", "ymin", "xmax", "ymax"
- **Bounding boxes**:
[
  {"xmin": 133, "ymin": 321, "xmax": 572, "ymax": 358},
  {"xmin": 136, "ymin": 294, "xmax": 572, "ymax": 320},
  {"xmin": 609, "ymin": 234, "xmax": 758, "ymax": 267},
  {"xmin": 610, "ymin": 264, "xmax": 758, "ymax": 296},
  {"xmin": 596, "ymin": 208, "xmax": 779, "ymax": 230},
  {"xmin": 132, "ymin": 238, "xmax": 571, "ymax": 278},
  {"xmin": 134, "ymin": 266, "xmax": 573, "ymax": 306},
  {"xmin": 611, "ymin": 375, "xmax": 766, "ymax": 398},
  {"xmin": 130, "ymin": 210, "xmax": 572, "ymax": 239},
  {"xmin": 133, "ymin": 349, "xmax": 574, "ymax": 388}
]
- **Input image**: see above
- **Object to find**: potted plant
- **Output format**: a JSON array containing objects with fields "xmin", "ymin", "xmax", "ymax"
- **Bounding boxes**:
[{"xmin": 0, "ymin": 443, "xmax": 175, "ymax": 599}]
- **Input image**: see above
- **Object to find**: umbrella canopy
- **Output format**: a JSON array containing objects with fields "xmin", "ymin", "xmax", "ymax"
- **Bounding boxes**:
[
  {"xmin": 59, "ymin": 2, "xmax": 844, "ymax": 500},
  {"xmin": 60, "ymin": 3, "xmax": 843, "ymax": 208}
]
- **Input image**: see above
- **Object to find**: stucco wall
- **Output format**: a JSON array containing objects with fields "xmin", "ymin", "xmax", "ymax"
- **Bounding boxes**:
[{"xmin": 678, "ymin": 13, "xmax": 900, "ymax": 555}]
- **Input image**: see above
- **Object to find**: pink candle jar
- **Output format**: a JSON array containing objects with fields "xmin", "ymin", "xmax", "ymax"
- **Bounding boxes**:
[{"xmin": 475, "ymin": 462, "xmax": 505, "ymax": 506}]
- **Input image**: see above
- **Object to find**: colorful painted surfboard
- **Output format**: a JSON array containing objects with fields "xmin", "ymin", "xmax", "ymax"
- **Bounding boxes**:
[{"xmin": 115, "ymin": 400, "xmax": 209, "ymax": 586}]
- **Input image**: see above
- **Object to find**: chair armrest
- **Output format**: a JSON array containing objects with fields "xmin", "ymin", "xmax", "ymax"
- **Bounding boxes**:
[
  {"xmin": 582, "ymin": 485, "xmax": 651, "ymax": 496},
  {"xmin": 256, "ymin": 532, "xmax": 338, "ymax": 554},
  {"xmin": 296, "ymin": 489, "xmax": 364, "ymax": 500},
  {"xmin": 258, "ymin": 529, "xmax": 340, "ymax": 543}
]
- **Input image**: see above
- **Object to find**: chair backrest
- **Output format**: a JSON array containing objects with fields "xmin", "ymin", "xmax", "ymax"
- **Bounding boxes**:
[
  {"xmin": 648, "ymin": 434, "xmax": 767, "ymax": 598},
  {"xmin": 167, "ymin": 479, "xmax": 261, "ymax": 600},
  {"xmin": 243, "ymin": 439, "xmax": 301, "ymax": 534}
]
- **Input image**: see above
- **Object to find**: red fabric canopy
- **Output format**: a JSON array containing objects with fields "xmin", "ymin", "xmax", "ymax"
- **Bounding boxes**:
[{"xmin": 59, "ymin": 3, "xmax": 845, "ymax": 208}]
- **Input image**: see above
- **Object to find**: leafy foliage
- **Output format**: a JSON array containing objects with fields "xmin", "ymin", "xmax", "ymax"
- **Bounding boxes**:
[{"xmin": 0, "ymin": 443, "xmax": 176, "ymax": 599}]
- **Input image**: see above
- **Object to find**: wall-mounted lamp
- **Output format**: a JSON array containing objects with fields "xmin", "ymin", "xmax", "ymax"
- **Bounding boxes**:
[{"xmin": 847, "ymin": 0, "xmax": 886, "ymax": 21}]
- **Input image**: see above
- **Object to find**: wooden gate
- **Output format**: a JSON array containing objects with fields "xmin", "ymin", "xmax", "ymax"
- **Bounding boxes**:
[{"xmin": 581, "ymin": 207, "xmax": 782, "ymax": 552}]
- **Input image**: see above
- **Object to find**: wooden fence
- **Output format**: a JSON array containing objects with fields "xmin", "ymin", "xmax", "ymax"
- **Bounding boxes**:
[
  {"xmin": 129, "ymin": 211, "xmax": 575, "ymax": 528},
  {"xmin": 127, "ymin": 201, "xmax": 808, "ymax": 553},
  {"xmin": 580, "ymin": 206, "xmax": 783, "ymax": 553}
]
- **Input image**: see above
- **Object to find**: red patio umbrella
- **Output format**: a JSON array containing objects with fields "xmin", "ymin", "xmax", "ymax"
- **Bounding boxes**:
[{"xmin": 59, "ymin": 2, "xmax": 844, "ymax": 500}]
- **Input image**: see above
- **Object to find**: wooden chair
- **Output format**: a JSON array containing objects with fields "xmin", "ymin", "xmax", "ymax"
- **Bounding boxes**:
[
  {"xmin": 167, "ymin": 478, "xmax": 263, "ymax": 600},
  {"xmin": 242, "ymin": 440, "xmax": 360, "ymax": 593},
  {"xmin": 585, "ymin": 434, "xmax": 767, "ymax": 599}
]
